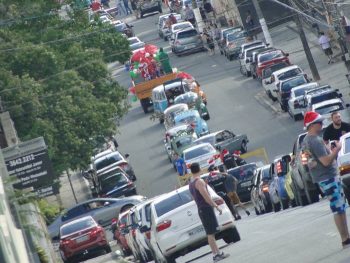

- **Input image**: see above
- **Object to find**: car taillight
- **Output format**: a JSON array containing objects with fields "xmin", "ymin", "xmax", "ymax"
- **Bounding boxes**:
[
  {"xmin": 90, "ymin": 227, "xmax": 103, "ymax": 237},
  {"xmin": 214, "ymin": 198, "xmax": 224, "ymax": 206},
  {"xmin": 119, "ymin": 223, "xmax": 126, "ymax": 228},
  {"xmin": 111, "ymin": 218, "xmax": 117, "ymax": 225},
  {"xmin": 213, "ymin": 154, "xmax": 220, "ymax": 159},
  {"xmin": 276, "ymin": 161, "xmax": 282, "ymax": 174},
  {"xmin": 340, "ymin": 164, "xmax": 350, "ymax": 176},
  {"xmin": 60, "ymin": 239, "xmax": 72, "ymax": 246},
  {"xmin": 262, "ymin": 185, "xmax": 269, "ymax": 192},
  {"xmin": 145, "ymin": 231, "xmax": 151, "ymax": 240},
  {"xmin": 301, "ymin": 153, "xmax": 308, "ymax": 166},
  {"xmin": 156, "ymin": 220, "xmax": 172, "ymax": 232}
]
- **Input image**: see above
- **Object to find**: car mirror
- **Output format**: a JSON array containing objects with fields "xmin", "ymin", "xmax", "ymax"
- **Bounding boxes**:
[
  {"xmin": 339, "ymin": 93, "xmax": 343, "ymax": 98},
  {"xmin": 125, "ymin": 153, "xmax": 130, "ymax": 159}
]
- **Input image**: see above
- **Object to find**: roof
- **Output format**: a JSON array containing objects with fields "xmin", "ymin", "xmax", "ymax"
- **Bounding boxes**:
[
  {"xmin": 291, "ymin": 82, "xmax": 318, "ymax": 93},
  {"xmin": 272, "ymin": 65, "xmax": 301, "ymax": 76},
  {"xmin": 174, "ymin": 109, "xmax": 200, "ymax": 119},
  {"xmin": 182, "ymin": 142, "xmax": 213, "ymax": 153},
  {"xmin": 61, "ymin": 216, "xmax": 95, "ymax": 228},
  {"xmin": 312, "ymin": 98, "xmax": 343, "ymax": 109},
  {"xmin": 241, "ymin": 40, "xmax": 264, "ymax": 49},
  {"xmin": 164, "ymin": 103, "xmax": 188, "ymax": 115}
]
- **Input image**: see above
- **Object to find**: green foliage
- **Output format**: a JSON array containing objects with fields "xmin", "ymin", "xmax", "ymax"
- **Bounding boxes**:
[
  {"xmin": 37, "ymin": 199, "xmax": 62, "ymax": 225},
  {"xmin": 0, "ymin": 1, "xmax": 130, "ymax": 177},
  {"xmin": 34, "ymin": 243, "xmax": 49, "ymax": 263}
]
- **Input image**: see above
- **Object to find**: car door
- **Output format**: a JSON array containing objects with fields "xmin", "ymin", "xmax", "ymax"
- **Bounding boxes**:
[{"xmin": 223, "ymin": 130, "xmax": 241, "ymax": 153}]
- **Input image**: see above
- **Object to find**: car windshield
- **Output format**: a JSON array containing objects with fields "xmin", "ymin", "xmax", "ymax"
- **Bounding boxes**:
[
  {"xmin": 178, "ymin": 29, "xmax": 197, "ymax": 39},
  {"xmin": 177, "ymin": 115, "xmax": 197, "ymax": 125},
  {"xmin": 246, "ymin": 47, "xmax": 264, "ymax": 58},
  {"xmin": 231, "ymin": 37, "xmax": 246, "ymax": 46},
  {"xmin": 223, "ymin": 28, "xmax": 240, "ymax": 39},
  {"xmin": 130, "ymin": 42, "xmax": 144, "ymax": 51},
  {"xmin": 314, "ymin": 103, "xmax": 344, "ymax": 115},
  {"xmin": 165, "ymin": 83, "xmax": 187, "ymax": 102},
  {"xmin": 184, "ymin": 144, "xmax": 214, "ymax": 160},
  {"xmin": 175, "ymin": 136, "xmax": 193, "ymax": 149},
  {"xmin": 261, "ymin": 167, "xmax": 271, "ymax": 180},
  {"xmin": 310, "ymin": 91, "xmax": 339, "ymax": 105},
  {"xmin": 115, "ymin": 23, "xmax": 126, "ymax": 32},
  {"xmin": 118, "ymin": 215, "xmax": 128, "ymax": 226},
  {"xmin": 228, "ymin": 164, "xmax": 257, "ymax": 181},
  {"xmin": 293, "ymin": 85, "xmax": 317, "ymax": 97},
  {"xmin": 128, "ymin": 38, "xmax": 138, "ymax": 45},
  {"xmin": 278, "ymin": 68, "xmax": 302, "ymax": 81},
  {"xmin": 259, "ymin": 50, "xmax": 283, "ymax": 63},
  {"xmin": 60, "ymin": 218, "xmax": 96, "ymax": 237},
  {"xmin": 100, "ymin": 173, "xmax": 128, "ymax": 192},
  {"xmin": 281, "ymin": 76, "xmax": 307, "ymax": 92},
  {"xmin": 262, "ymin": 62, "xmax": 289, "ymax": 78},
  {"xmin": 155, "ymin": 190, "xmax": 192, "ymax": 217},
  {"xmin": 95, "ymin": 153, "xmax": 123, "ymax": 171},
  {"xmin": 175, "ymin": 94, "xmax": 196, "ymax": 104}
]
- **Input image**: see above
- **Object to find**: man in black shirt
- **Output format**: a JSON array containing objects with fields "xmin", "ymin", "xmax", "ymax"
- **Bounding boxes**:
[{"xmin": 323, "ymin": 111, "xmax": 350, "ymax": 143}]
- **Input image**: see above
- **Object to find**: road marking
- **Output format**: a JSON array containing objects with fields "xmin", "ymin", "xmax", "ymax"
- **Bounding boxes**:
[{"xmin": 211, "ymin": 64, "xmax": 217, "ymax": 67}]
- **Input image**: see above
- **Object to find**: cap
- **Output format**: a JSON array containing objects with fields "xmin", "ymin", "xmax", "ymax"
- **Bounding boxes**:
[{"xmin": 304, "ymin": 111, "xmax": 324, "ymax": 129}]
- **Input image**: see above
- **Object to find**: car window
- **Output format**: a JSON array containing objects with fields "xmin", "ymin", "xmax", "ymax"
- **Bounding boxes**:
[
  {"xmin": 281, "ymin": 76, "xmax": 307, "ymax": 91},
  {"xmin": 261, "ymin": 166, "xmax": 271, "ymax": 180},
  {"xmin": 60, "ymin": 217, "xmax": 96, "ymax": 237},
  {"xmin": 314, "ymin": 103, "xmax": 344, "ymax": 115},
  {"xmin": 115, "ymin": 23, "xmax": 126, "ymax": 32},
  {"xmin": 310, "ymin": 91, "xmax": 339, "ymax": 105},
  {"xmin": 118, "ymin": 215, "xmax": 128, "ymax": 227},
  {"xmin": 215, "ymin": 132, "xmax": 225, "ymax": 142},
  {"xmin": 259, "ymin": 50, "xmax": 283, "ymax": 63},
  {"xmin": 278, "ymin": 68, "xmax": 302, "ymax": 81},
  {"xmin": 177, "ymin": 29, "xmax": 197, "ymax": 39},
  {"xmin": 228, "ymin": 164, "xmax": 257, "ymax": 181},
  {"xmin": 128, "ymin": 38, "xmax": 138, "ymax": 45},
  {"xmin": 155, "ymin": 190, "xmax": 192, "ymax": 217},
  {"xmin": 100, "ymin": 173, "xmax": 128, "ymax": 193},
  {"xmin": 177, "ymin": 115, "xmax": 197, "ymax": 125},
  {"xmin": 223, "ymin": 131, "xmax": 234, "ymax": 139},
  {"xmin": 294, "ymin": 87, "xmax": 309, "ymax": 97},
  {"xmin": 184, "ymin": 144, "xmax": 215, "ymax": 160},
  {"xmin": 174, "ymin": 23, "xmax": 191, "ymax": 31},
  {"xmin": 63, "ymin": 205, "xmax": 88, "ymax": 222},
  {"xmin": 95, "ymin": 152, "xmax": 123, "ymax": 171},
  {"xmin": 175, "ymin": 136, "xmax": 193, "ymax": 149},
  {"xmin": 246, "ymin": 46, "xmax": 264, "ymax": 58},
  {"xmin": 194, "ymin": 136, "xmax": 215, "ymax": 146}
]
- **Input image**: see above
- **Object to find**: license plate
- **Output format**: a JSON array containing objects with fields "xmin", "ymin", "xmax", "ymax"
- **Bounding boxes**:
[
  {"xmin": 188, "ymin": 226, "xmax": 205, "ymax": 236},
  {"xmin": 185, "ymin": 44, "xmax": 196, "ymax": 49},
  {"xmin": 241, "ymin": 181, "xmax": 252, "ymax": 187},
  {"xmin": 76, "ymin": 235, "xmax": 89, "ymax": 243}
]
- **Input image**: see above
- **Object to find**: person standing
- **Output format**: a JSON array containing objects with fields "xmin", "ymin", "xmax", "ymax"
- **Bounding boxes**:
[
  {"xmin": 116, "ymin": 0, "xmax": 126, "ymax": 15},
  {"xmin": 158, "ymin": 47, "xmax": 172, "ymax": 74},
  {"xmin": 203, "ymin": 28, "xmax": 215, "ymax": 55},
  {"xmin": 184, "ymin": 4, "xmax": 196, "ymax": 25},
  {"xmin": 302, "ymin": 111, "xmax": 350, "ymax": 248},
  {"xmin": 174, "ymin": 153, "xmax": 186, "ymax": 176},
  {"xmin": 90, "ymin": 0, "xmax": 102, "ymax": 11},
  {"xmin": 318, "ymin": 31, "xmax": 334, "ymax": 64},
  {"xmin": 189, "ymin": 163, "xmax": 230, "ymax": 262},
  {"xmin": 123, "ymin": 0, "xmax": 133, "ymax": 14},
  {"xmin": 323, "ymin": 111, "xmax": 350, "ymax": 143},
  {"xmin": 245, "ymin": 11, "xmax": 256, "ymax": 40},
  {"xmin": 220, "ymin": 149, "xmax": 237, "ymax": 170}
]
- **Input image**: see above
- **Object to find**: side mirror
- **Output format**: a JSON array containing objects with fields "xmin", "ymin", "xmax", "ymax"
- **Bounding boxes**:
[
  {"xmin": 125, "ymin": 153, "xmax": 130, "ymax": 159},
  {"xmin": 139, "ymin": 225, "xmax": 149, "ymax": 233},
  {"xmin": 339, "ymin": 93, "xmax": 343, "ymax": 98},
  {"xmin": 202, "ymin": 113, "xmax": 209, "ymax": 121}
]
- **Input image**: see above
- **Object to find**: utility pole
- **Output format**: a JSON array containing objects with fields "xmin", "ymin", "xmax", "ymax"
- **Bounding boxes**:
[
  {"xmin": 66, "ymin": 170, "xmax": 78, "ymax": 204},
  {"xmin": 191, "ymin": 0, "xmax": 204, "ymax": 33},
  {"xmin": 295, "ymin": 13, "xmax": 321, "ymax": 81},
  {"xmin": 251, "ymin": 0, "xmax": 273, "ymax": 46}
]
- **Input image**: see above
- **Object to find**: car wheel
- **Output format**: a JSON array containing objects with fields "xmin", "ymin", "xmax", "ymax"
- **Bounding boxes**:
[
  {"xmin": 220, "ymin": 50, "xmax": 223, "ymax": 55},
  {"xmin": 273, "ymin": 202, "xmax": 281, "ymax": 212},
  {"xmin": 240, "ymin": 141, "xmax": 247, "ymax": 153},
  {"xmin": 223, "ymin": 227, "xmax": 241, "ymax": 244},
  {"xmin": 254, "ymin": 207, "xmax": 260, "ymax": 215},
  {"xmin": 229, "ymin": 55, "xmax": 233, "ymax": 61},
  {"xmin": 159, "ymin": 118, "xmax": 164, "ymax": 124},
  {"xmin": 263, "ymin": 194, "xmax": 273, "ymax": 213},
  {"xmin": 164, "ymin": 36, "xmax": 168, "ymax": 41},
  {"xmin": 281, "ymin": 199, "xmax": 289, "ymax": 210},
  {"xmin": 246, "ymin": 70, "xmax": 251, "ymax": 77}
]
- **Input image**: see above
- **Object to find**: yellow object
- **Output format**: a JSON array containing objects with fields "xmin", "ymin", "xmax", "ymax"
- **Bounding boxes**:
[
  {"xmin": 240, "ymin": 147, "xmax": 269, "ymax": 164},
  {"xmin": 178, "ymin": 173, "xmax": 192, "ymax": 187}
]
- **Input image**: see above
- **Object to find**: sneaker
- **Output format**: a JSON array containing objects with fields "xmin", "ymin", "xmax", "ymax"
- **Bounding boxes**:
[
  {"xmin": 342, "ymin": 238, "xmax": 350, "ymax": 248},
  {"xmin": 246, "ymin": 210, "xmax": 250, "ymax": 216},
  {"xmin": 213, "ymin": 252, "xmax": 230, "ymax": 262}
]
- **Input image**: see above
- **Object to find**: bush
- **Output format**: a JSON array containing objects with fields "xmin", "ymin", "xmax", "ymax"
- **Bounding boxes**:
[{"xmin": 37, "ymin": 199, "xmax": 62, "ymax": 225}]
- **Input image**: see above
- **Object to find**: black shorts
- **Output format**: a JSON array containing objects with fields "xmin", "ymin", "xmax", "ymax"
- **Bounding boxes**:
[
  {"xmin": 324, "ymin": 47, "xmax": 333, "ymax": 56},
  {"xmin": 198, "ymin": 206, "xmax": 218, "ymax": 235}
]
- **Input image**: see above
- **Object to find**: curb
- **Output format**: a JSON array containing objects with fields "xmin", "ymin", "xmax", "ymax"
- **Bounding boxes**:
[{"xmin": 254, "ymin": 91, "xmax": 282, "ymax": 114}]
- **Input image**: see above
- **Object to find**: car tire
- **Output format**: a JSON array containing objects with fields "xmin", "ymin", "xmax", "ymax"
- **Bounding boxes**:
[
  {"xmin": 240, "ymin": 141, "xmax": 247, "ymax": 153},
  {"xmin": 263, "ymin": 194, "xmax": 273, "ymax": 213},
  {"xmin": 164, "ymin": 36, "xmax": 168, "ymax": 41},
  {"xmin": 229, "ymin": 55, "xmax": 233, "ymax": 61},
  {"xmin": 281, "ymin": 199, "xmax": 289, "ymax": 210},
  {"xmin": 220, "ymin": 50, "xmax": 223, "ymax": 55},
  {"xmin": 246, "ymin": 70, "xmax": 251, "ymax": 77},
  {"xmin": 159, "ymin": 118, "xmax": 164, "ymax": 124},
  {"xmin": 273, "ymin": 202, "xmax": 281, "ymax": 212},
  {"xmin": 254, "ymin": 207, "xmax": 260, "ymax": 215},
  {"xmin": 223, "ymin": 227, "xmax": 241, "ymax": 244},
  {"xmin": 127, "ymin": 189, "xmax": 137, "ymax": 196}
]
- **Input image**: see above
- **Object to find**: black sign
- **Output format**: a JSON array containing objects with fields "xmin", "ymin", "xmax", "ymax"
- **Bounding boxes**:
[
  {"xmin": 35, "ymin": 183, "xmax": 60, "ymax": 198},
  {"xmin": 5, "ymin": 149, "xmax": 55, "ymax": 191}
]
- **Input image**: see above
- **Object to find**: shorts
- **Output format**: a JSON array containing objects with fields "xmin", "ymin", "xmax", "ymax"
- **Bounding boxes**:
[
  {"xmin": 227, "ymin": 192, "xmax": 241, "ymax": 205},
  {"xmin": 324, "ymin": 47, "xmax": 333, "ymax": 56},
  {"xmin": 318, "ymin": 177, "xmax": 346, "ymax": 214},
  {"xmin": 198, "ymin": 206, "xmax": 218, "ymax": 235}
]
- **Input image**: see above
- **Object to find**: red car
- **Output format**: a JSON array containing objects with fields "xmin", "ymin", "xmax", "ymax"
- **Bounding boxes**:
[
  {"xmin": 256, "ymin": 49, "xmax": 290, "ymax": 79},
  {"xmin": 113, "ymin": 211, "xmax": 132, "ymax": 256},
  {"xmin": 59, "ymin": 216, "xmax": 111, "ymax": 263}
]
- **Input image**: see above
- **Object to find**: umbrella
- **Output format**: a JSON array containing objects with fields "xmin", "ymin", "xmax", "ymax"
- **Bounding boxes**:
[
  {"xmin": 131, "ymin": 49, "xmax": 146, "ymax": 63},
  {"xmin": 176, "ymin": 72, "xmax": 194, "ymax": 80},
  {"xmin": 144, "ymin": 44, "xmax": 158, "ymax": 55}
]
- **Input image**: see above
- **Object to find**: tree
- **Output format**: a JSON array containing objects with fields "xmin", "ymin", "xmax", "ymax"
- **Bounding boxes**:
[{"xmin": 0, "ymin": 1, "xmax": 130, "ymax": 177}]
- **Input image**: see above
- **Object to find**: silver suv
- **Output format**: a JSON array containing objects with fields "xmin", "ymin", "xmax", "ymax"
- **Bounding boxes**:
[{"xmin": 173, "ymin": 29, "xmax": 205, "ymax": 56}]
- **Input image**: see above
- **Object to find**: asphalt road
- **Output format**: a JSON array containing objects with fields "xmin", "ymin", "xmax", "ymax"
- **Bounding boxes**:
[{"xmin": 79, "ymin": 8, "xmax": 350, "ymax": 263}]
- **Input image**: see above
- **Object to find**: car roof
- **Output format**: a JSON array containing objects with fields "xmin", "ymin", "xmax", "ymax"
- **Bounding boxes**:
[
  {"xmin": 128, "ymin": 37, "xmax": 140, "ymax": 41},
  {"xmin": 176, "ymin": 28, "xmax": 197, "ymax": 35},
  {"xmin": 95, "ymin": 151, "xmax": 123, "ymax": 162},
  {"xmin": 183, "ymin": 142, "xmax": 213, "ymax": 153},
  {"xmin": 305, "ymin": 85, "xmax": 333, "ymax": 96},
  {"xmin": 60, "ymin": 216, "xmax": 95, "ymax": 229},
  {"xmin": 164, "ymin": 103, "xmax": 188, "ymax": 114},
  {"xmin": 195, "ymin": 130, "xmax": 223, "ymax": 140},
  {"xmin": 245, "ymin": 44, "xmax": 266, "ymax": 53},
  {"xmin": 97, "ymin": 164, "xmax": 124, "ymax": 176},
  {"xmin": 166, "ymin": 124, "xmax": 189, "ymax": 133},
  {"xmin": 291, "ymin": 82, "xmax": 318, "ymax": 93},
  {"xmin": 174, "ymin": 109, "xmax": 200, "ymax": 119},
  {"xmin": 152, "ymin": 185, "xmax": 190, "ymax": 206},
  {"xmin": 279, "ymin": 74, "xmax": 306, "ymax": 84},
  {"xmin": 272, "ymin": 65, "xmax": 301, "ymax": 76},
  {"xmin": 312, "ymin": 98, "xmax": 343, "ymax": 109},
  {"xmin": 172, "ymin": 21, "xmax": 192, "ymax": 28},
  {"xmin": 241, "ymin": 40, "xmax": 263, "ymax": 48},
  {"xmin": 92, "ymin": 149, "xmax": 114, "ymax": 161}
]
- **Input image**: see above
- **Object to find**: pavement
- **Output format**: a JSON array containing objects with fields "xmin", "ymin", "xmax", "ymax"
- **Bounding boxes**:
[{"xmin": 54, "ymin": 6, "xmax": 350, "ymax": 263}]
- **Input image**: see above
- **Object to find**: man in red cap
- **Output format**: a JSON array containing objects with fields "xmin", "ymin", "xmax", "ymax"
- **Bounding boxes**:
[{"xmin": 303, "ymin": 111, "xmax": 350, "ymax": 248}]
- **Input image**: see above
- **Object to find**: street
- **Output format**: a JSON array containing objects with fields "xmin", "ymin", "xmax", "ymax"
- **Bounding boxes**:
[{"xmin": 75, "ymin": 9, "xmax": 350, "ymax": 263}]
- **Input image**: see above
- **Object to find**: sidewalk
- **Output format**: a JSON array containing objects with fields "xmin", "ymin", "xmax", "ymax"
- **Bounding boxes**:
[{"xmin": 267, "ymin": 20, "xmax": 350, "ymax": 100}]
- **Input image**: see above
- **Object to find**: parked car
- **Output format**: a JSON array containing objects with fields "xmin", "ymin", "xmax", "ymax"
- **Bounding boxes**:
[
  {"xmin": 239, "ymin": 40, "xmax": 264, "ymax": 56},
  {"xmin": 139, "ymin": 0, "xmax": 162, "ymax": 18},
  {"xmin": 115, "ymin": 22, "xmax": 134, "ymax": 37},
  {"xmin": 337, "ymin": 132, "xmax": 350, "ymax": 204},
  {"xmin": 158, "ymin": 13, "xmax": 182, "ymax": 39},
  {"xmin": 249, "ymin": 47, "xmax": 276, "ymax": 79},
  {"xmin": 261, "ymin": 62, "xmax": 290, "ymax": 100},
  {"xmin": 251, "ymin": 165, "xmax": 274, "ymax": 214},
  {"xmin": 219, "ymin": 26, "xmax": 243, "ymax": 54},
  {"xmin": 275, "ymin": 74, "xmax": 308, "ymax": 112},
  {"xmin": 164, "ymin": 103, "xmax": 189, "ymax": 130},
  {"xmin": 97, "ymin": 166, "xmax": 137, "ymax": 198},
  {"xmin": 220, "ymin": 29, "xmax": 245, "ymax": 57},
  {"xmin": 174, "ymin": 109, "xmax": 209, "ymax": 137},
  {"xmin": 149, "ymin": 185, "xmax": 240, "ymax": 263},
  {"xmin": 311, "ymin": 98, "xmax": 349, "ymax": 116},
  {"xmin": 172, "ymin": 28, "xmax": 205, "ymax": 56},
  {"xmin": 290, "ymin": 132, "xmax": 320, "ymax": 205},
  {"xmin": 183, "ymin": 143, "xmax": 221, "ymax": 173},
  {"xmin": 174, "ymin": 92, "xmax": 209, "ymax": 120},
  {"xmin": 169, "ymin": 131, "xmax": 198, "ymax": 160},
  {"xmin": 224, "ymin": 34, "xmax": 247, "ymax": 61},
  {"xmin": 59, "ymin": 216, "xmax": 110, "ymax": 263},
  {"xmin": 288, "ymin": 82, "xmax": 319, "ymax": 120},
  {"xmin": 128, "ymin": 37, "xmax": 145, "ymax": 51},
  {"xmin": 113, "ymin": 211, "xmax": 132, "ymax": 256},
  {"xmin": 48, "ymin": 196, "xmax": 146, "ymax": 240},
  {"xmin": 193, "ymin": 129, "xmax": 249, "ymax": 154},
  {"xmin": 239, "ymin": 44, "xmax": 267, "ymax": 77},
  {"xmin": 169, "ymin": 21, "xmax": 194, "ymax": 46},
  {"xmin": 125, "ymin": 208, "xmax": 143, "ymax": 261},
  {"xmin": 227, "ymin": 163, "xmax": 260, "ymax": 202},
  {"xmin": 256, "ymin": 49, "xmax": 290, "ymax": 79}
]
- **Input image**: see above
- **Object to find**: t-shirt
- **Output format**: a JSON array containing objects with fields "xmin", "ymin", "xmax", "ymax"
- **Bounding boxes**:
[
  {"xmin": 223, "ymin": 154, "xmax": 237, "ymax": 170},
  {"xmin": 90, "ymin": 2, "xmax": 101, "ymax": 11},
  {"xmin": 224, "ymin": 174, "xmax": 238, "ymax": 192},
  {"xmin": 175, "ymin": 157, "xmax": 185, "ymax": 176},
  {"xmin": 319, "ymin": 35, "xmax": 330, "ymax": 50},
  {"xmin": 204, "ymin": 2, "xmax": 213, "ymax": 13},
  {"xmin": 302, "ymin": 134, "xmax": 338, "ymax": 183},
  {"xmin": 323, "ymin": 122, "xmax": 350, "ymax": 142}
]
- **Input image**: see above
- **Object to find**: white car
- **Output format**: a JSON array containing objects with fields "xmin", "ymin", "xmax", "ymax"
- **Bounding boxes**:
[
  {"xmin": 239, "ymin": 40, "xmax": 264, "ymax": 58},
  {"xmin": 337, "ymin": 133, "xmax": 350, "ymax": 203},
  {"xmin": 311, "ymin": 98, "xmax": 348, "ymax": 116},
  {"xmin": 125, "ymin": 209, "xmax": 143, "ymax": 261},
  {"xmin": 288, "ymin": 82, "xmax": 319, "ymax": 120},
  {"xmin": 264, "ymin": 65, "xmax": 304, "ymax": 101},
  {"xmin": 160, "ymin": 14, "xmax": 183, "ymax": 40},
  {"xmin": 149, "ymin": 185, "xmax": 240, "ymax": 263},
  {"xmin": 164, "ymin": 103, "xmax": 189, "ymax": 130},
  {"xmin": 183, "ymin": 143, "xmax": 221, "ymax": 174},
  {"xmin": 239, "ymin": 44, "xmax": 266, "ymax": 77},
  {"xmin": 128, "ymin": 37, "xmax": 145, "ymax": 51},
  {"xmin": 169, "ymin": 22, "xmax": 194, "ymax": 46}
]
